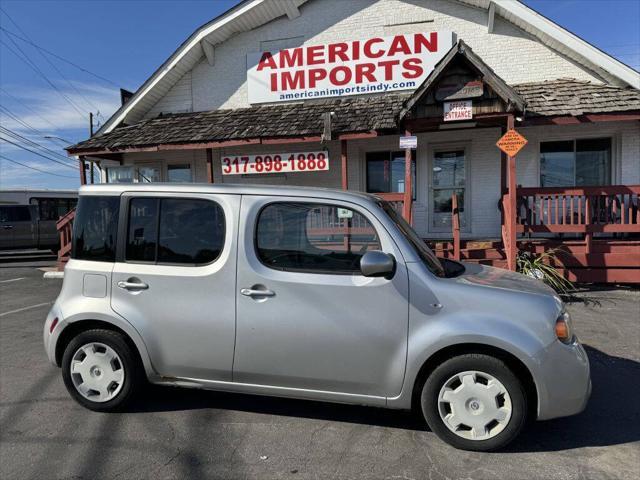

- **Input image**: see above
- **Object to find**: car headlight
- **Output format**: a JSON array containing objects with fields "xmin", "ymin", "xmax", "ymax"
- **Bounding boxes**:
[{"xmin": 555, "ymin": 310, "xmax": 574, "ymax": 344}]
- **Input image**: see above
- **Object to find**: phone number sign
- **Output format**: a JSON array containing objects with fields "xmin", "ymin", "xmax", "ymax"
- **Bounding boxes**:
[{"xmin": 221, "ymin": 151, "xmax": 329, "ymax": 175}]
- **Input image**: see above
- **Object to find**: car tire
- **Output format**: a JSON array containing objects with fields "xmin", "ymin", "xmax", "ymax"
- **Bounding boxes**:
[
  {"xmin": 61, "ymin": 329, "xmax": 142, "ymax": 412},
  {"xmin": 420, "ymin": 353, "xmax": 528, "ymax": 451}
]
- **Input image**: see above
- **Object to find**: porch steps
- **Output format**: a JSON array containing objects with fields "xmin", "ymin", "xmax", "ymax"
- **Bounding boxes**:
[{"xmin": 426, "ymin": 238, "xmax": 640, "ymax": 284}]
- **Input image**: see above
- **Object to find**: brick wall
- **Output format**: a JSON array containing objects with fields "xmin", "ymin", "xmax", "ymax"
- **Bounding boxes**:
[{"xmin": 148, "ymin": 0, "xmax": 604, "ymax": 115}]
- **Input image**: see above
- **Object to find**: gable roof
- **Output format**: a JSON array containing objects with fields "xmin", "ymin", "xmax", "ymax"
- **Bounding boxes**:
[
  {"xmin": 97, "ymin": 0, "xmax": 639, "ymax": 136},
  {"xmin": 398, "ymin": 40, "xmax": 526, "ymax": 120},
  {"xmin": 97, "ymin": 0, "xmax": 308, "ymax": 135},
  {"xmin": 457, "ymin": 0, "xmax": 639, "ymax": 88}
]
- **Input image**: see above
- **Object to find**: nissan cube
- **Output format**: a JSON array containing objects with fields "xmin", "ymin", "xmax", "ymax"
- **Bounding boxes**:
[{"xmin": 44, "ymin": 184, "xmax": 590, "ymax": 451}]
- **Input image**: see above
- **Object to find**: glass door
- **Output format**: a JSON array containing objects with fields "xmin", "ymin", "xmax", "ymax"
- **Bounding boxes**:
[{"xmin": 430, "ymin": 149, "xmax": 466, "ymax": 231}]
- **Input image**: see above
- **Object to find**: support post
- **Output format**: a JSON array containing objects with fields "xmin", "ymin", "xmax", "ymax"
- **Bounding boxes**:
[
  {"xmin": 402, "ymin": 129, "xmax": 413, "ymax": 223},
  {"xmin": 78, "ymin": 156, "xmax": 87, "ymax": 186},
  {"xmin": 89, "ymin": 161, "xmax": 95, "ymax": 184},
  {"xmin": 585, "ymin": 195, "xmax": 592, "ymax": 254},
  {"xmin": 506, "ymin": 115, "xmax": 517, "ymax": 271},
  {"xmin": 340, "ymin": 139, "xmax": 348, "ymax": 190},
  {"xmin": 452, "ymin": 192, "xmax": 461, "ymax": 261},
  {"xmin": 206, "ymin": 148, "xmax": 215, "ymax": 183}
]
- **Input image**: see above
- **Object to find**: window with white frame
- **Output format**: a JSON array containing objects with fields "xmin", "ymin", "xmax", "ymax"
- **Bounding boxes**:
[
  {"xmin": 106, "ymin": 165, "xmax": 162, "ymax": 183},
  {"xmin": 167, "ymin": 164, "xmax": 192, "ymax": 182},
  {"xmin": 540, "ymin": 138, "xmax": 611, "ymax": 187}
]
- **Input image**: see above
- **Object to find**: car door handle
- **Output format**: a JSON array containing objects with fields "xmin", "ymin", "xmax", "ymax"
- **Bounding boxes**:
[
  {"xmin": 2, "ymin": 225, "xmax": 13, "ymax": 229},
  {"xmin": 240, "ymin": 288, "xmax": 275, "ymax": 297},
  {"xmin": 117, "ymin": 281, "xmax": 149, "ymax": 290}
]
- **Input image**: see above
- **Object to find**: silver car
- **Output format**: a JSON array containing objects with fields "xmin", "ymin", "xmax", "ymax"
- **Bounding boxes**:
[{"xmin": 44, "ymin": 184, "xmax": 590, "ymax": 451}]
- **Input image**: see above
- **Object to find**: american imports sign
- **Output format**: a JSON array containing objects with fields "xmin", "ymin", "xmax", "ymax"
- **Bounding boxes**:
[{"xmin": 247, "ymin": 31, "xmax": 453, "ymax": 104}]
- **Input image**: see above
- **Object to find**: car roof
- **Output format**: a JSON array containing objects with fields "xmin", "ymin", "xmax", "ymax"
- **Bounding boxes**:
[{"xmin": 79, "ymin": 183, "xmax": 381, "ymax": 205}]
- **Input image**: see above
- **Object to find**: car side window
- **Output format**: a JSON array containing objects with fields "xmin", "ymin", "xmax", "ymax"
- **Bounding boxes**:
[
  {"xmin": 256, "ymin": 202, "xmax": 381, "ymax": 274},
  {"xmin": 0, "ymin": 207, "xmax": 9, "ymax": 222},
  {"xmin": 125, "ymin": 197, "xmax": 225, "ymax": 265}
]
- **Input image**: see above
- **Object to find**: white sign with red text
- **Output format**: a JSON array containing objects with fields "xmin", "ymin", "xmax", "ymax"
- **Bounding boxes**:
[
  {"xmin": 221, "ymin": 151, "xmax": 329, "ymax": 175},
  {"xmin": 247, "ymin": 31, "xmax": 453, "ymax": 104},
  {"xmin": 444, "ymin": 100, "xmax": 473, "ymax": 122}
]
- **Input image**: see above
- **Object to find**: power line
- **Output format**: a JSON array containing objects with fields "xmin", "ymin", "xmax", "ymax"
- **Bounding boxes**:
[
  {"xmin": 0, "ymin": 87, "xmax": 59, "ymax": 131},
  {"xmin": 0, "ymin": 154, "xmax": 76, "ymax": 178},
  {"xmin": 0, "ymin": 125, "xmax": 75, "ymax": 164},
  {"xmin": 0, "ymin": 26, "xmax": 120, "ymax": 88},
  {"xmin": 0, "ymin": 104, "xmax": 46, "ymax": 137},
  {"xmin": 0, "ymin": 136, "xmax": 77, "ymax": 170},
  {"xmin": 0, "ymin": 37, "xmax": 88, "ymax": 122},
  {"xmin": 0, "ymin": 9, "xmax": 101, "ymax": 114}
]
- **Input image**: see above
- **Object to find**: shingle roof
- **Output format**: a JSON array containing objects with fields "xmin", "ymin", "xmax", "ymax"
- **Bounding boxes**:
[
  {"xmin": 513, "ymin": 78, "xmax": 640, "ymax": 116},
  {"xmin": 68, "ymin": 94, "xmax": 409, "ymax": 153},
  {"xmin": 68, "ymin": 79, "xmax": 639, "ymax": 154}
]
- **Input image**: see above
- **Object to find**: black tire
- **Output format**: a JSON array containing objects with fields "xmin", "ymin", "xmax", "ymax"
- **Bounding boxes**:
[
  {"xmin": 61, "ymin": 329, "xmax": 143, "ymax": 412},
  {"xmin": 420, "ymin": 353, "xmax": 528, "ymax": 451}
]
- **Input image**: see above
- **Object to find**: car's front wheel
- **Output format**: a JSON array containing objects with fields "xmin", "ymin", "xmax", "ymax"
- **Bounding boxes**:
[
  {"xmin": 421, "ymin": 353, "xmax": 528, "ymax": 451},
  {"xmin": 61, "ymin": 329, "xmax": 142, "ymax": 412}
]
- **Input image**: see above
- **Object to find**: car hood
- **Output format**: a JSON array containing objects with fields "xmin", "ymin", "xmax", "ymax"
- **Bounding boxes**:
[{"xmin": 455, "ymin": 262, "xmax": 560, "ymax": 299}]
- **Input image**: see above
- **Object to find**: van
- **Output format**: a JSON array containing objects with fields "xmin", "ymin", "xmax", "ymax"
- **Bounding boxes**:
[{"xmin": 44, "ymin": 184, "xmax": 590, "ymax": 451}]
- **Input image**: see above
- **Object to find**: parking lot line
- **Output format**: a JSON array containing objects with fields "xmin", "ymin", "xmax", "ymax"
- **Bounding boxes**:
[
  {"xmin": 0, "ymin": 302, "xmax": 51, "ymax": 318},
  {"xmin": 0, "ymin": 277, "xmax": 26, "ymax": 284}
]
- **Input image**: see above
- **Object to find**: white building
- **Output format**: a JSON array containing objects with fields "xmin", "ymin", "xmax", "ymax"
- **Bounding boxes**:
[{"xmin": 67, "ymin": 0, "xmax": 640, "ymax": 282}]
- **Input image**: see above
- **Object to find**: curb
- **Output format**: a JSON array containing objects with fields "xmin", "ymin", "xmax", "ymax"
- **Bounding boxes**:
[{"xmin": 43, "ymin": 271, "xmax": 65, "ymax": 279}]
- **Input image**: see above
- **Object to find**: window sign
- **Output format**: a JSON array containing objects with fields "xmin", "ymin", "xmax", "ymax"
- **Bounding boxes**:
[
  {"xmin": 221, "ymin": 151, "xmax": 329, "ymax": 175},
  {"xmin": 247, "ymin": 31, "xmax": 453, "ymax": 104}
]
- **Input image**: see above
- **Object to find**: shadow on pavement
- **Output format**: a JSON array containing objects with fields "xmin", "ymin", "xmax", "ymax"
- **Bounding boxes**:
[
  {"xmin": 132, "ymin": 384, "xmax": 426, "ymax": 432},
  {"xmin": 508, "ymin": 345, "xmax": 640, "ymax": 452},
  {"xmin": 129, "ymin": 345, "xmax": 640, "ymax": 451}
]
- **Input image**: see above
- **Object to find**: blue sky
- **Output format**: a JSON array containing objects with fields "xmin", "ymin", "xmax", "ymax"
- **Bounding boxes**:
[{"xmin": 0, "ymin": 0, "xmax": 638, "ymax": 189}]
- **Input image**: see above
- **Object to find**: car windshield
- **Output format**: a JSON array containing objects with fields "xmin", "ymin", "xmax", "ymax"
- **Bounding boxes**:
[{"xmin": 378, "ymin": 201, "xmax": 445, "ymax": 278}]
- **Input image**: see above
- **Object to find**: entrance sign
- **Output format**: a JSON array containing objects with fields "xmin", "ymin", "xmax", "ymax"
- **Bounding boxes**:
[
  {"xmin": 247, "ymin": 31, "xmax": 454, "ymax": 104},
  {"xmin": 399, "ymin": 135, "xmax": 417, "ymax": 149},
  {"xmin": 496, "ymin": 129, "xmax": 528, "ymax": 157},
  {"xmin": 221, "ymin": 151, "xmax": 329, "ymax": 175},
  {"xmin": 444, "ymin": 100, "xmax": 473, "ymax": 121}
]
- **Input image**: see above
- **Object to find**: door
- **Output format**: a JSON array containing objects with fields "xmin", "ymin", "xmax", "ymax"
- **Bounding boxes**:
[
  {"xmin": 234, "ymin": 196, "xmax": 409, "ymax": 397},
  {"xmin": 430, "ymin": 149, "xmax": 467, "ymax": 231},
  {"xmin": 110, "ymin": 193, "xmax": 239, "ymax": 380},
  {"xmin": 0, "ymin": 206, "xmax": 14, "ymax": 248},
  {"xmin": 1, "ymin": 206, "xmax": 37, "ymax": 249}
]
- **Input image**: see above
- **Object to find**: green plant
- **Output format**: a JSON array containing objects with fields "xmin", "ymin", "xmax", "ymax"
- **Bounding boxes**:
[{"xmin": 516, "ymin": 248, "xmax": 575, "ymax": 294}]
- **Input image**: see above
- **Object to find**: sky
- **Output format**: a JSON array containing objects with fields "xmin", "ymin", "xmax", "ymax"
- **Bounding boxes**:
[{"xmin": 0, "ymin": 0, "xmax": 638, "ymax": 189}]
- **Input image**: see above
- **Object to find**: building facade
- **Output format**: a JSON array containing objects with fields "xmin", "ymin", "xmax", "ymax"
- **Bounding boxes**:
[{"xmin": 67, "ymin": 0, "xmax": 640, "ymax": 281}]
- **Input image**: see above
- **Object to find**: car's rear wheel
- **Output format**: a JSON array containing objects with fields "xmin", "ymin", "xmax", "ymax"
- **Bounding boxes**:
[
  {"xmin": 421, "ymin": 353, "xmax": 528, "ymax": 451},
  {"xmin": 61, "ymin": 329, "xmax": 142, "ymax": 412}
]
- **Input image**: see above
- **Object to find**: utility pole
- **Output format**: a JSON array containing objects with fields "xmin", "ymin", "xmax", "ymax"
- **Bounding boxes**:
[{"xmin": 89, "ymin": 112, "xmax": 94, "ymax": 137}]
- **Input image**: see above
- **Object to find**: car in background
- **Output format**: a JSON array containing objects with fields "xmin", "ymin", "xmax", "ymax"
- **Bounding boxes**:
[{"xmin": 0, "ymin": 189, "xmax": 77, "ymax": 250}]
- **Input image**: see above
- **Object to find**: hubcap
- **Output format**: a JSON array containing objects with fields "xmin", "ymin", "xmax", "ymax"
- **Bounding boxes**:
[
  {"xmin": 70, "ymin": 342, "xmax": 125, "ymax": 403},
  {"xmin": 437, "ymin": 370, "xmax": 512, "ymax": 441}
]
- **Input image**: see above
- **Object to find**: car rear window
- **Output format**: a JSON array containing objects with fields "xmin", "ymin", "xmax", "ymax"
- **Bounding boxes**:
[{"xmin": 72, "ymin": 196, "xmax": 120, "ymax": 262}]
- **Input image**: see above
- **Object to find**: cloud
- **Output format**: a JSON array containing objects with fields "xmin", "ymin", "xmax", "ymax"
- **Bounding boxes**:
[{"xmin": 0, "ymin": 81, "xmax": 121, "ymax": 133}]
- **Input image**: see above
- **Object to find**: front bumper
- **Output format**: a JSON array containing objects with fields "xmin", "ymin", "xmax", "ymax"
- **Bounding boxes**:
[
  {"xmin": 535, "ymin": 337, "xmax": 591, "ymax": 420},
  {"xmin": 43, "ymin": 303, "xmax": 64, "ymax": 366}
]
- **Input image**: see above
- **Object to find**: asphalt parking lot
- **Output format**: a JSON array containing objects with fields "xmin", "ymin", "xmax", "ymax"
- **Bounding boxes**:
[{"xmin": 1, "ymin": 264, "xmax": 639, "ymax": 480}]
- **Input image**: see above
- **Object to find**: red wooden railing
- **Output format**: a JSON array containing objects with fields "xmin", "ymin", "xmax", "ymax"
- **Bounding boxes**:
[
  {"xmin": 56, "ymin": 208, "xmax": 75, "ymax": 270},
  {"xmin": 516, "ymin": 185, "xmax": 640, "ymax": 233},
  {"xmin": 515, "ymin": 185, "xmax": 640, "ymax": 253},
  {"xmin": 376, "ymin": 193, "xmax": 405, "ymax": 219}
]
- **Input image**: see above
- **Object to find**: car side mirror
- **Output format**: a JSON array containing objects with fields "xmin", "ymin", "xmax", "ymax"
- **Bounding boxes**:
[{"xmin": 360, "ymin": 251, "xmax": 396, "ymax": 279}]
